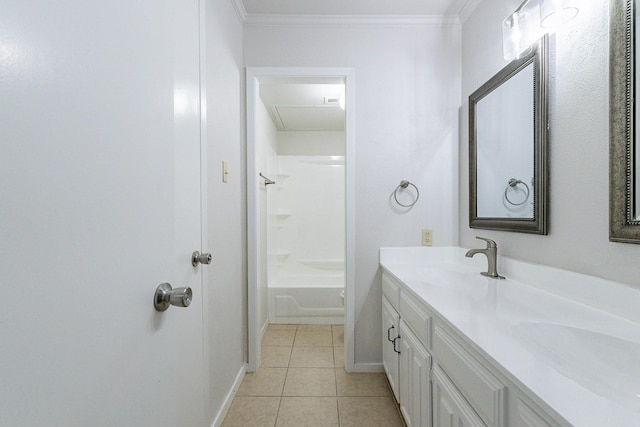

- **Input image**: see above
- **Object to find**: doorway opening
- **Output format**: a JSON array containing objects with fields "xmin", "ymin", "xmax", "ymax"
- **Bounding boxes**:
[{"xmin": 246, "ymin": 67, "xmax": 355, "ymax": 373}]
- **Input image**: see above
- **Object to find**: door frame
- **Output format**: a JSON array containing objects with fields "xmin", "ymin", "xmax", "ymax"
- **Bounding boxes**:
[{"xmin": 246, "ymin": 67, "xmax": 356, "ymax": 372}]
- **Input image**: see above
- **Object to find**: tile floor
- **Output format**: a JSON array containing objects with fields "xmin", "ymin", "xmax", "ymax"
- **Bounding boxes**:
[{"xmin": 222, "ymin": 324, "xmax": 405, "ymax": 427}]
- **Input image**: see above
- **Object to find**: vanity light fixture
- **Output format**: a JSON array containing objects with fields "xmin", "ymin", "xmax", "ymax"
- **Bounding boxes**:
[
  {"xmin": 540, "ymin": 0, "xmax": 579, "ymax": 29},
  {"xmin": 502, "ymin": 0, "xmax": 579, "ymax": 61}
]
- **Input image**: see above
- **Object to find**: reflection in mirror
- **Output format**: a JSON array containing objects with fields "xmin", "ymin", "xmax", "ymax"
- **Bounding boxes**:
[
  {"xmin": 469, "ymin": 35, "xmax": 548, "ymax": 234},
  {"xmin": 610, "ymin": 0, "xmax": 640, "ymax": 241},
  {"xmin": 476, "ymin": 63, "xmax": 534, "ymax": 218}
]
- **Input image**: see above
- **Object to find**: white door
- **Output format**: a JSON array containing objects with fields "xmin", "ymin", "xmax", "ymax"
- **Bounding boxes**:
[
  {"xmin": 0, "ymin": 1, "xmax": 205, "ymax": 426},
  {"xmin": 398, "ymin": 320, "xmax": 432, "ymax": 427}
]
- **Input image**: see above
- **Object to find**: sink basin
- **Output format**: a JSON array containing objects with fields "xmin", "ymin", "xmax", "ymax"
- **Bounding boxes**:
[{"xmin": 512, "ymin": 322, "xmax": 640, "ymax": 412}]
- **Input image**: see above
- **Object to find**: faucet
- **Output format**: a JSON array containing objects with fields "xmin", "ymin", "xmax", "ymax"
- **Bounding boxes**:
[{"xmin": 465, "ymin": 237, "xmax": 505, "ymax": 279}]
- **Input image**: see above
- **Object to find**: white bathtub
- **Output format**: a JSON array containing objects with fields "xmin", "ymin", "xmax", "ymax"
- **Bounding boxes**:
[{"xmin": 268, "ymin": 275, "xmax": 345, "ymax": 324}]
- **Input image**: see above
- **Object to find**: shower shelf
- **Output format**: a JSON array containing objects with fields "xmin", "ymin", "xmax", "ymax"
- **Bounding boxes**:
[
  {"xmin": 276, "ymin": 211, "xmax": 290, "ymax": 220},
  {"xmin": 276, "ymin": 251, "xmax": 290, "ymax": 264}
]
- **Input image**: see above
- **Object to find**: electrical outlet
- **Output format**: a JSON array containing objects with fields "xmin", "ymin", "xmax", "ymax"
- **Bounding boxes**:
[{"xmin": 422, "ymin": 229, "xmax": 433, "ymax": 246}]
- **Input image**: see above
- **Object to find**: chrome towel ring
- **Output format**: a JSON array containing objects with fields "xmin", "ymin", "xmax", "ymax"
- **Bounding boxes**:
[
  {"xmin": 393, "ymin": 180, "xmax": 420, "ymax": 207},
  {"xmin": 504, "ymin": 178, "xmax": 530, "ymax": 206}
]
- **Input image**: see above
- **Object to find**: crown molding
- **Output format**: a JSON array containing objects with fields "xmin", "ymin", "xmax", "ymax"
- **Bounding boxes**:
[
  {"xmin": 243, "ymin": 14, "xmax": 460, "ymax": 28},
  {"xmin": 458, "ymin": 0, "xmax": 482, "ymax": 24},
  {"xmin": 230, "ymin": 0, "xmax": 247, "ymax": 22}
]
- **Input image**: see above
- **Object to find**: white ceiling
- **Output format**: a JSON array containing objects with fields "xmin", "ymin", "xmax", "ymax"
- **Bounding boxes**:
[
  {"xmin": 260, "ymin": 82, "xmax": 346, "ymax": 131},
  {"xmin": 241, "ymin": 0, "xmax": 469, "ymax": 16}
]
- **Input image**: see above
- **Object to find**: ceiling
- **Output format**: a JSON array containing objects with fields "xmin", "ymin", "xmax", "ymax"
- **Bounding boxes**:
[
  {"xmin": 241, "ymin": 0, "xmax": 469, "ymax": 17},
  {"xmin": 259, "ymin": 81, "xmax": 346, "ymax": 131}
]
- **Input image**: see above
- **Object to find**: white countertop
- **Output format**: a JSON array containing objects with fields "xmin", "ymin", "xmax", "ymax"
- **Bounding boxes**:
[{"xmin": 379, "ymin": 246, "xmax": 640, "ymax": 427}]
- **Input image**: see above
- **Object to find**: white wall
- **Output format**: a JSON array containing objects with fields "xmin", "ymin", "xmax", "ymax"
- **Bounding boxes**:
[
  {"xmin": 245, "ymin": 21, "xmax": 461, "ymax": 365},
  {"xmin": 460, "ymin": 2, "xmax": 640, "ymax": 287},
  {"xmin": 255, "ymin": 97, "xmax": 279, "ymax": 327},
  {"xmin": 279, "ymin": 131, "xmax": 346, "ymax": 156},
  {"xmin": 204, "ymin": 0, "xmax": 247, "ymax": 423}
]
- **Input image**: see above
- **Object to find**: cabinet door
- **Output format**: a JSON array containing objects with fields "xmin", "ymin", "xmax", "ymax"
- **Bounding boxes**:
[
  {"xmin": 399, "ymin": 320, "xmax": 432, "ymax": 427},
  {"xmin": 382, "ymin": 296, "xmax": 400, "ymax": 401},
  {"xmin": 432, "ymin": 365, "xmax": 486, "ymax": 427}
]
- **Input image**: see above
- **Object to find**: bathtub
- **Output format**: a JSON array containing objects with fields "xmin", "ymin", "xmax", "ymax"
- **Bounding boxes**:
[{"xmin": 268, "ymin": 274, "xmax": 345, "ymax": 324}]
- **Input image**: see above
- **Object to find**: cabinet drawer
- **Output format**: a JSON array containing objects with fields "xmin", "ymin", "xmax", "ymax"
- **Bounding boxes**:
[
  {"xmin": 399, "ymin": 292, "xmax": 432, "ymax": 349},
  {"xmin": 433, "ymin": 325, "xmax": 506, "ymax": 427},
  {"xmin": 382, "ymin": 273, "xmax": 401, "ymax": 309}
]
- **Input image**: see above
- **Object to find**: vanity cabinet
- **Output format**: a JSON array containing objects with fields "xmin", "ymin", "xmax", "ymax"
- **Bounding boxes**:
[
  {"xmin": 382, "ymin": 274, "xmax": 433, "ymax": 427},
  {"xmin": 382, "ymin": 271, "xmax": 560, "ymax": 427}
]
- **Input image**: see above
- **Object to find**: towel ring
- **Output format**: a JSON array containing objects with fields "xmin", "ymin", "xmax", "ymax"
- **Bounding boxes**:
[
  {"xmin": 504, "ymin": 178, "xmax": 530, "ymax": 206},
  {"xmin": 394, "ymin": 180, "xmax": 420, "ymax": 208}
]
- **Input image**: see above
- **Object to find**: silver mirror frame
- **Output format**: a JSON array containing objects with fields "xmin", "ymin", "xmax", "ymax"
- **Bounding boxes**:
[
  {"xmin": 469, "ymin": 35, "xmax": 549, "ymax": 234},
  {"xmin": 610, "ymin": 0, "xmax": 640, "ymax": 243}
]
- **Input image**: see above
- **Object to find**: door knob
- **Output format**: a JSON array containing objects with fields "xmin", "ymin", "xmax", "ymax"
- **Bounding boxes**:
[
  {"xmin": 154, "ymin": 282, "xmax": 192, "ymax": 311},
  {"xmin": 192, "ymin": 251, "xmax": 212, "ymax": 267}
]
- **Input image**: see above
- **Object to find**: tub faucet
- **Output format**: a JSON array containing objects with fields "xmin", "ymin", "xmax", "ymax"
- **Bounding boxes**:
[{"xmin": 465, "ymin": 237, "xmax": 505, "ymax": 279}]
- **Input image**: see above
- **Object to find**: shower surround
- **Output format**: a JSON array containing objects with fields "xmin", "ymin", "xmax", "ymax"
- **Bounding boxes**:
[{"xmin": 267, "ymin": 155, "xmax": 345, "ymax": 324}]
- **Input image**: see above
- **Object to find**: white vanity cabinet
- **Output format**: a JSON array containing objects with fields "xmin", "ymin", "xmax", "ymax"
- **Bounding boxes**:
[
  {"xmin": 382, "ymin": 274, "xmax": 433, "ymax": 427},
  {"xmin": 381, "ymin": 270, "xmax": 562, "ymax": 427}
]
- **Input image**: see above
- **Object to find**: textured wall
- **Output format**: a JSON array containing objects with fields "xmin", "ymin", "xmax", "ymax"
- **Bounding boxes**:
[{"xmin": 460, "ymin": 1, "xmax": 640, "ymax": 287}]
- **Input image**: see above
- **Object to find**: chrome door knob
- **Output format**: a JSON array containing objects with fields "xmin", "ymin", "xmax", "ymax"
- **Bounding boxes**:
[
  {"xmin": 154, "ymin": 282, "xmax": 192, "ymax": 311},
  {"xmin": 192, "ymin": 251, "xmax": 212, "ymax": 267}
]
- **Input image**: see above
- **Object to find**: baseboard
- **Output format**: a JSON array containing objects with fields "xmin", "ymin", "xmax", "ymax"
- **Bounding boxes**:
[
  {"xmin": 209, "ymin": 363, "xmax": 247, "ymax": 427},
  {"xmin": 260, "ymin": 318, "xmax": 269, "ymax": 341},
  {"xmin": 352, "ymin": 362, "xmax": 384, "ymax": 373}
]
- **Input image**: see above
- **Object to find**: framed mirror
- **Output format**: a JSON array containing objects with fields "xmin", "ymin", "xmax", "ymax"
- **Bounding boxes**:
[
  {"xmin": 610, "ymin": 0, "xmax": 640, "ymax": 243},
  {"xmin": 469, "ymin": 35, "xmax": 549, "ymax": 234}
]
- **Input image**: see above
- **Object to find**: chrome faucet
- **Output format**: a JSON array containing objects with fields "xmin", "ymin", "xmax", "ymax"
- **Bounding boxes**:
[{"xmin": 465, "ymin": 237, "xmax": 505, "ymax": 279}]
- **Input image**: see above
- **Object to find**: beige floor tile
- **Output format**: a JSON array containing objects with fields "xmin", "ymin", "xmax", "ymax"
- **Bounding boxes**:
[
  {"xmin": 289, "ymin": 346, "xmax": 335, "ymax": 368},
  {"xmin": 221, "ymin": 396, "xmax": 280, "ymax": 427},
  {"xmin": 337, "ymin": 396, "xmax": 404, "ymax": 427},
  {"xmin": 332, "ymin": 324, "xmax": 344, "ymax": 346},
  {"xmin": 261, "ymin": 346, "xmax": 292, "ymax": 368},
  {"xmin": 283, "ymin": 368, "xmax": 337, "ymax": 396},
  {"xmin": 335, "ymin": 370, "xmax": 391, "ymax": 397},
  {"xmin": 275, "ymin": 397, "xmax": 339, "ymax": 427},
  {"xmin": 296, "ymin": 324, "xmax": 332, "ymax": 332},
  {"xmin": 263, "ymin": 328, "xmax": 297, "ymax": 346},
  {"xmin": 294, "ymin": 328, "xmax": 333, "ymax": 346},
  {"xmin": 333, "ymin": 346, "xmax": 344, "ymax": 369},
  {"xmin": 236, "ymin": 368, "xmax": 287, "ymax": 397}
]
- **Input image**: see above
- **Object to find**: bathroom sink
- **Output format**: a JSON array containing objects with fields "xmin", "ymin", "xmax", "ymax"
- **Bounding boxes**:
[{"xmin": 512, "ymin": 322, "xmax": 640, "ymax": 412}]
